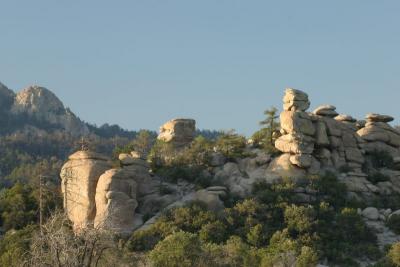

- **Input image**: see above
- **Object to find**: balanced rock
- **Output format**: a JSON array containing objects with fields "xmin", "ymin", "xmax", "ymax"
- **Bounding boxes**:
[
  {"xmin": 313, "ymin": 105, "xmax": 338, "ymax": 117},
  {"xmin": 283, "ymin": 88, "xmax": 310, "ymax": 111},
  {"xmin": 60, "ymin": 151, "xmax": 111, "ymax": 231},
  {"xmin": 335, "ymin": 114, "xmax": 357, "ymax": 123},
  {"xmin": 366, "ymin": 113, "xmax": 394, "ymax": 123},
  {"xmin": 94, "ymin": 168, "xmax": 138, "ymax": 235},
  {"xmin": 158, "ymin": 118, "xmax": 196, "ymax": 147}
]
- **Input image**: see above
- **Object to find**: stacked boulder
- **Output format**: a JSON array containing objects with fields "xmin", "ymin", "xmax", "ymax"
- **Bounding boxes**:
[
  {"xmin": 158, "ymin": 118, "xmax": 196, "ymax": 148},
  {"xmin": 313, "ymin": 105, "xmax": 365, "ymax": 172},
  {"xmin": 271, "ymin": 88, "xmax": 366, "ymax": 179},
  {"xmin": 357, "ymin": 114, "xmax": 400, "ymax": 158},
  {"xmin": 272, "ymin": 89, "xmax": 319, "ymax": 178}
]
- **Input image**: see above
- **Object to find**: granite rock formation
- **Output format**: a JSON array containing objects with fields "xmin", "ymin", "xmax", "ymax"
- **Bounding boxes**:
[
  {"xmin": 158, "ymin": 118, "xmax": 196, "ymax": 147},
  {"xmin": 60, "ymin": 151, "xmax": 111, "ymax": 231}
]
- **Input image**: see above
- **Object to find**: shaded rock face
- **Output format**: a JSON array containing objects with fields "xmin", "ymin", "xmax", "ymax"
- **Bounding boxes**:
[
  {"xmin": 158, "ymin": 118, "xmax": 196, "ymax": 147},
  {"xmin": 11, "ymin": 85, "xmax": 89, "ymax": 135},
  {"xmin": 60, "ymin": 151, "xmax": 111, "ymax": 231},
  {"xmin": 0, "ymin": 82, "xmax": 15, "ymax": 109},
  {"xmin": 94, "ymin": 168, "xmax": 138, "ymax": 235}
]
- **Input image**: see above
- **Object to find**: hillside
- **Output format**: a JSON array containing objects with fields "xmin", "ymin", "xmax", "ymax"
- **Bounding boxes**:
[{"xmin": 2, "ymin": 87, "xmax": 400, "ymax": 267}]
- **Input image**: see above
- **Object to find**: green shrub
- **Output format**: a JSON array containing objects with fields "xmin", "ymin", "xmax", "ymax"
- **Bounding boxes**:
[
  {"xmin": 148, "ymin": 231, "xmax": 203, "ymax": 267},
  {"xmin": 215, "ymin": 131, "xmax": 247, "ymax": 160},
  {"xmin": 199, "ymin": 221, "xmax": 228, "ymax": 244},
  {"xmin": 367, "ymin": 171, "xmax": 390, "ymax": 184},
  {"xmin": 368, "ymin": 150, "xmax": 394, "ymax": 169},
  {"xmin": 388, "ymin": 215, "xmax": 400, "ymax": 235},
  {"xmin": 389, "ymin": 243, "xmax": 400, "ymax": 266}
]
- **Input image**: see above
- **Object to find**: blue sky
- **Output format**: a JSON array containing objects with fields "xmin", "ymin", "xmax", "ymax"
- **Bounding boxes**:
[{"xmin": 1, "ymin": 1, "xmax": 399, "ymax": 135}]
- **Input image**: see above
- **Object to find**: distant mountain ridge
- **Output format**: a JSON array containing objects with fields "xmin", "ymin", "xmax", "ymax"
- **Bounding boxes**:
[{"xmin": 0, "ymin": 82, "xmax": 138, "ymax": 138}]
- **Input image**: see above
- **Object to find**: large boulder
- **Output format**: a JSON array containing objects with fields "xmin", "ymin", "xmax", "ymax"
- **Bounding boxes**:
[
  {"xmin": 283, "ymin": 88, "xmax": 310, "ymax": 112},
  {"xmin": 275, "ymin": 133, "xmax": 315, "ymax": 154},
  {"xmin": 94, "ymin": 168, "xmax": 138, "ymax": 235},
  {"xmin": 267, "ymin": 153, "xmax": 306, "ymax": 179},
  {"xmin": 313, "ymin": 105, "xmax": 338, "ymax": 117},
  {"xmin": 280, "ymin": 110, "xmax": 315, "ymax": 136},
  {"xmin": 60, "ymin": 151, "xmax": 111, "ymax": 231},
  {"xmin": 158, "ymin": 118, "xmax": 196, "ymax": 147}
]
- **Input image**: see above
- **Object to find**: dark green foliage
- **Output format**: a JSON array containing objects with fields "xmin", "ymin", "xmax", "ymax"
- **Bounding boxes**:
[
  {"xmin": 387, "ymin": 215, "xmax": 400, "ymax": 235},
  {"xmin": 214, "ymin": 131, "xmax": 248, "ymax": 160},
  {"xmin": 0, "ymin": 224, "xmax": 37, "ymax": 266},
  {"xmin": 149, "ymin": 231, "xmax": 203, "ymax": 267},
  {"xmin": 338, "ymin": 164, "xmax": 353, "ymax": 173},
  {"xmin": 367, "ymin": 171, "xmax": 391, "ymax": 184},
  {"xmin": 0, "ymin": 183, "xmax": 38, "ymax": 231},
  {"xmin": 312, "ymin": 171, "xmax": 348, "ymax": 209},
  {"xmin": 368, "ymin": 150, "xmax": 395, "ymax": 169}
]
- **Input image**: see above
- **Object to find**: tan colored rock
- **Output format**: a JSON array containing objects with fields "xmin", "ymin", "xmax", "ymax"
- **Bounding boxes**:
[
  {"xmin": 119, "ymin": 153, "xmax": 136, "ymax": 166},
  {"xmin": 315, "ymin": 121, "xmax": 330, "ymax": 146},
  {"xmin": 267, "ymin": 153, "xmax": 306, "ymax": 179},
  {"xmin": 280, "ymin": 111, "xmax": 315, "ymax": 136},
  {"xmin": 366, "ymin": 113, "xmax": 394, "ymax": 123},
  {"xmin": 94, "ymin": 168, "xmax": 138, "ymax": 235},
  {"xmin": 60, "ymin": 151, "xmax": 111, "ymax": 231},
  {"xmin": 158, "ymin": 118, "xmax": 196, "ymax": 147},
  {"xmin": 283, "ymin": 88, "xmax": 310, "ymax": 111},
  {"xmin": 12, "ymin": 86, "xmax": 89, "ymax": 135},
  {"xmin": 313, "ymin": 105, "xmax": 338, "ymax": 117},
  {"xmin": 275, "ymin": 133, "xmax": 315, "ymax": 154},
  {"xmin": 322, "ymin": 117, "xmax": 342, "ymax": 137},
  {"xmin": 357, "ymin": 126, "xmax": 390, "ymax": 143},
  {"xmin": 335, "ymin": 114, "xmax": 357, "ymax": 123}
]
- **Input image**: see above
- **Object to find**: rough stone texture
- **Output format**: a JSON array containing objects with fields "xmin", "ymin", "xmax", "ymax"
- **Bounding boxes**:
[
  {"xmin": 94, "ymin": 168, "xmax": 138, "ymax": 235},
  {"xmin": 267, "ymin": 153, "xmax": 306, "ymax": 179},
  {"xmin": 11, "ymin": 86, "xmax": 89, "ymax": 135},
  {"xmin": 60, "ymin": 151, "xmax": 111, "ymax": 231},
  {"xmin": 280, "ymin": 111, "xmax": 315, "ymax": 136},
  {"xmin": 313, "ymin": 105, "xmax": 338, "ymax": 117},
  {"xmin": 366, "ymin": 113, "xmax": 394, "ymax": 123},
  {"xmin": 283, "ymin": 88, "xmax": 310, "ymax": 111},
  {"xmin": 158, "ymin": 118, "xmax": 196, "ymax": 147},
  {"xmin": 362, "ymin": 207, "xmax": 380, "ymax": 220},
  {"xmin": 275, "ymin": 133, "xmax": 315, "ymax": 154}
]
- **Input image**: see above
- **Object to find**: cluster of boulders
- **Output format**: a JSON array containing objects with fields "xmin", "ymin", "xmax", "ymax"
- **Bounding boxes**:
[
  {"xmin": 158, "ymin": 118, "xmax": 196, "ymax": 148},
  {"xmin": 61, "ymin": 150, "xmax": 151, "ymax": 235},
  {"xmin": 271, "ymin": 88, "xmax": 367, "ymax": 179},
  {"xmin": 357, "ymin": 113, "xmax": 400, "ymax": 158},
  {"xmin": 360, "ymin": 207, "xmax": 400, "ymax": 249}
]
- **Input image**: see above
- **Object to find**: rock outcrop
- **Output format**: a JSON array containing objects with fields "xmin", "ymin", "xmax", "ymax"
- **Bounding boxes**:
[
  {"xmin": 357, "ymin": 113, "xmax": 400, "ymax": 157},
  {"xmin": 94, "ymin": 168, "xmax": 138, "ymax": 235},
  {"xmin": 11, "ymin": 85, "xmax": 89, "ymax": 135},
  {"xmin": 60, "ymin": 151, "xmax": 111, "ymax": 231},
  {"xmin": 272, "ymin": 88, "xmax": 370, "ymax": 178},
  {"xmin": 61, "ymin": 149, "xmax": 155, "ymax": 234},
  {"xmin": 158, "ymin": 118, "xmax": 196, "ymax": 147}
]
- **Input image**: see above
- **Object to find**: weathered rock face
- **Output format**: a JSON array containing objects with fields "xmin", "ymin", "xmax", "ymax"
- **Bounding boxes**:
[
  {"xmin": 274, "ymin": 89, "xmax": 368, "ymax": 177},
  {"xmin": 158, "ymin": 118, "xmax": 196, "ymax": 147},
  {"xmin": 94, "ymin": 168, "xmax": 138, "ymax": 235},
  {"xmin": 60, "ymin": 151, "xmax": 111, "ymax": 231},
  {"xmin": 11, "ymin": 86, "xmax": 89, "ymax": 135},
  {"xmin": 61, "ymin": 150, "xmax": 153, "ymax": 234},
  {"xmin": 357, "ymin": 114, "xmax": 400, "ymax": 157}
]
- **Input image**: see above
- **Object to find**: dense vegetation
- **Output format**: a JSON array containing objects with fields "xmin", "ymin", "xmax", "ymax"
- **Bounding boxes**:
[{"xmin": 2, "ymin": 107, "xmax": 400, "ymax": 266}]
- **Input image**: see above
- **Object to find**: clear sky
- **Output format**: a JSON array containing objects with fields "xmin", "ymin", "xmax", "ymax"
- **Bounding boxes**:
[{"xmin": 1, "ymin": 1, "xmax": 399, "ymax": 136}]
